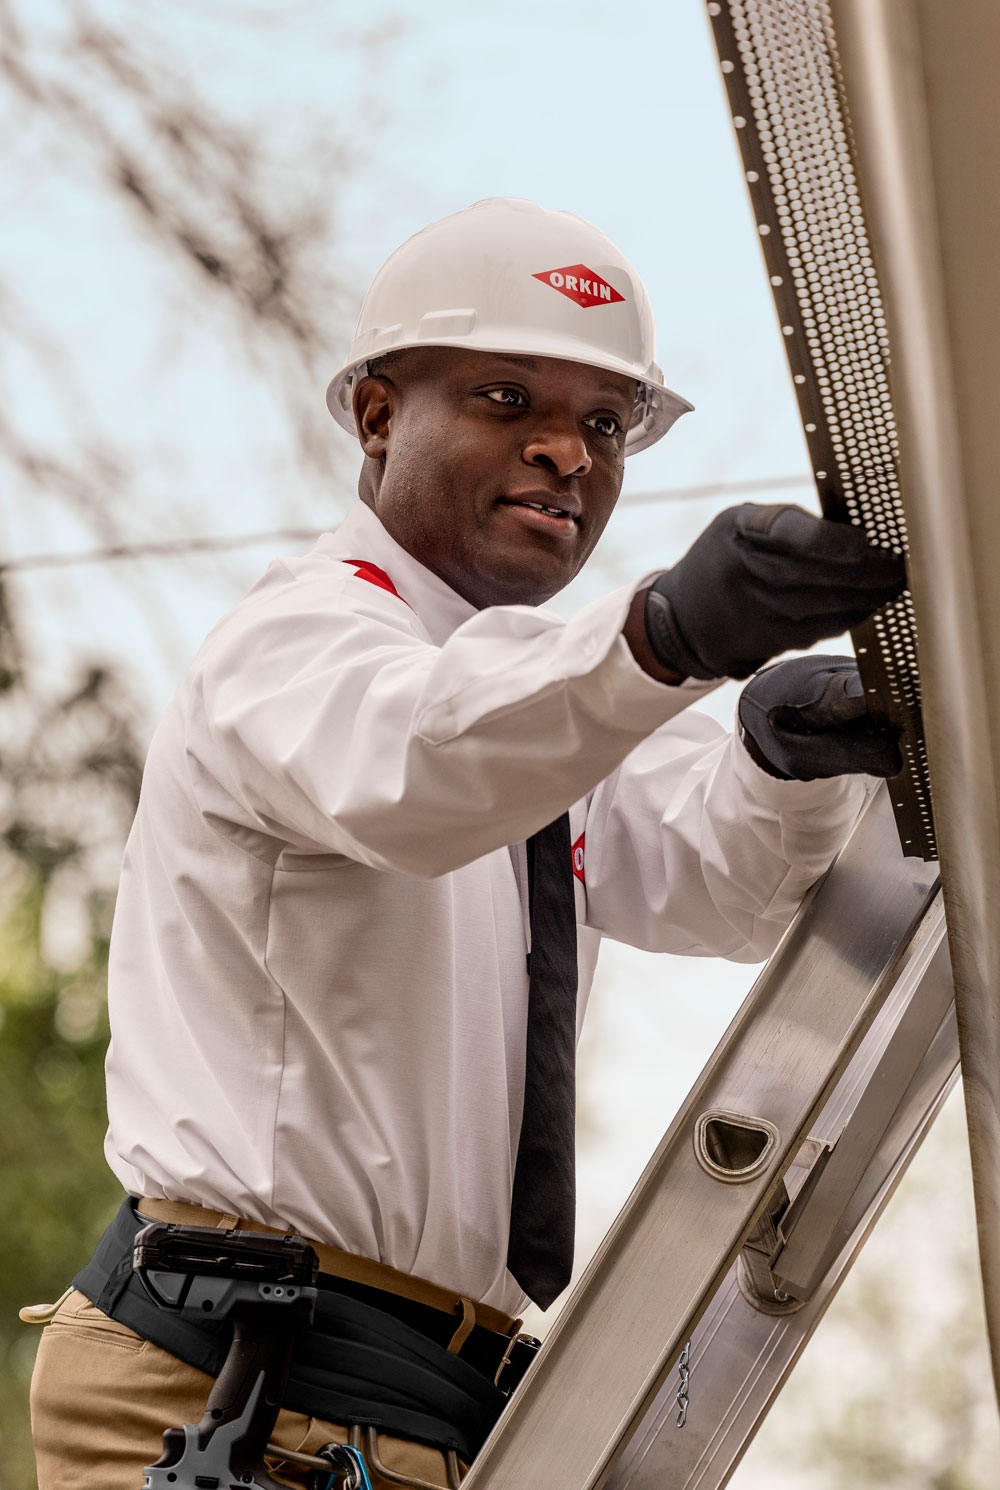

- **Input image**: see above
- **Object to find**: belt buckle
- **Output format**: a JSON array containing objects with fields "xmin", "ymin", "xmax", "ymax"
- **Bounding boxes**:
[{"xmin": 493, "ymin": 1332, "xmax": 541, "ymax": 1396}]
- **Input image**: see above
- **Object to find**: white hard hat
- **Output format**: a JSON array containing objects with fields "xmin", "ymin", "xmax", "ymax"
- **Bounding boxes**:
[{"xmin": 326, "ymin": 198, "xmax": 693, "ymax": 455}]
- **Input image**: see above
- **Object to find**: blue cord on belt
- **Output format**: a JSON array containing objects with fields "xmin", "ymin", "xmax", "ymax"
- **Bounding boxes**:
[{"xmin": 317, "ymin": 1443, "xmax": 374, "ymax": 1490}]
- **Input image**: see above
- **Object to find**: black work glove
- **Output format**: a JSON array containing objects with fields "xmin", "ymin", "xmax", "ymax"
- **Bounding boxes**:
[
  {"xmin": 644, "ymin": 504, "xmax": 907, "ymax": 680},
  {"xmin": 738, "ymin": 655, "xmax": 903, "ymax": 781}
]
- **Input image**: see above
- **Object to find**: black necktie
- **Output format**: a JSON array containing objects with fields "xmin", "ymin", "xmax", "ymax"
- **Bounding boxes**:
[{"xmin": 506, "ymin": 812, "xmax": 579, "ymax": 1309}]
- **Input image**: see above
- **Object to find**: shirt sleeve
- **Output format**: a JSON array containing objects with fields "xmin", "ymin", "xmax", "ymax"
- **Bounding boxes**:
[
  {"xmin": 185, "ymin": 565, "xmax": 719, "ymax": 877},
  {"xmin": 580, "ymin": 712, "xmax": 868, "ymax": 962}
]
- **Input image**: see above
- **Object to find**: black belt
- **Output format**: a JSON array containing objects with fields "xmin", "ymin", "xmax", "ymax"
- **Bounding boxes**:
[{"xmin": 73, "ymin": 1198, "xmax": 539, "ymax": 1462}]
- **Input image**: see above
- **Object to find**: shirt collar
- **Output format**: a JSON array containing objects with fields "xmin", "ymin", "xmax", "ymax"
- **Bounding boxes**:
[{"xmin": 316, "ymin": 501, "xmax": 478, "ymax": 646}]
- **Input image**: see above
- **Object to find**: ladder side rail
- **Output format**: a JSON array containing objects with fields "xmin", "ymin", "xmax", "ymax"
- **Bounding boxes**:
[
  {"xmin": 610, "ymin": 932, "xmax": 958, "ymax": 1488},
  {"xmin": 773, "ymin": 902, "xmax": 953, "ymax": 1298}
]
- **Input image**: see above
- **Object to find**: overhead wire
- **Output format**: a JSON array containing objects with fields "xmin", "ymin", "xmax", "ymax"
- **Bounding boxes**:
[
  {"xmin": 0, "ymin": 528, "xmax": 324, "ymax": 575},
  {"xmin": 0, "ymin": 473, "xmax": 812, "ymax": 575},
  {"xmin": 621, "ymin": 472, "xmax": 809, "ymax": 506}
]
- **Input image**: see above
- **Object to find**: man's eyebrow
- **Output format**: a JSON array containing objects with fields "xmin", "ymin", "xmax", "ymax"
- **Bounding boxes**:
[
  {"xmin": 484, "ymin": 354, "xmax": 541, "ymax": 372},
  {"xmin": 591, "ymin": 378, "xmax": 638, "ymax": 404},
  {"xmin": 484, "ymin": 353, "xmax": 634, "ymax": 401}
]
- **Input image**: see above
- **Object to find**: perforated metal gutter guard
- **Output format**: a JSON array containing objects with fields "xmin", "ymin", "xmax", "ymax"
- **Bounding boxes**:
[{"xmin": 707, "ymin": 0, "xmax": 936, "ymax": 861}]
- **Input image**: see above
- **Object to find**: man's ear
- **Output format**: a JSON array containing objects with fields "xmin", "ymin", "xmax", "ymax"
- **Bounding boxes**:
[{"xmin": 353, "ymin": 376, "xmax": 395, "ymax": 458}]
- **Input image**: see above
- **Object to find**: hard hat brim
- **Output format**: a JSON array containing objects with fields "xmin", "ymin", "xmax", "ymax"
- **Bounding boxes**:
[{"xmin": 326, "ymin": 334, "xmax": 693, "ymax": 456}]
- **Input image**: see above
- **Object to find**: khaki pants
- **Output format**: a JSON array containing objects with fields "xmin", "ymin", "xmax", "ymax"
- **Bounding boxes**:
[{"xmin": 30, "ymin": 1290, "xmax": 457, "ymax": 1489}]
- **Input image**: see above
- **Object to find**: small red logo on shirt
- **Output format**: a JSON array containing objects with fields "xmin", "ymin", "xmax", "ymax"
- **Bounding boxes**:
[
  {"xmin": 344, "ymin": 560, "xmax": 408, "ymax": 605},
  {"xmin": 532, "ymin": 265, "xmax": 625, "ymax": 309},
  {"xmin": 571, "ymin": 833, "xmax": 586, "ymax": 885}
]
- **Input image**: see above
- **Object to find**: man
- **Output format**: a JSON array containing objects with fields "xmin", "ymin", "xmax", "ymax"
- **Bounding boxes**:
[{"xmin": 29, "ymin": 199, "xmax": 904, "ymax": 1488}]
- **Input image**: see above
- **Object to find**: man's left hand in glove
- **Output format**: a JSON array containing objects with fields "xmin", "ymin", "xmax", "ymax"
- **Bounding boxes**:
[{"xmin": 738, "ymin": 655, "xmax": 903, "ymax": 782}]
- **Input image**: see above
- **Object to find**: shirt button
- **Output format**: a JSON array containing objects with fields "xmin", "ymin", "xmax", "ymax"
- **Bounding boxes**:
[{"xmin": 583, "ymin": 635, "xmax": 597, "ymax": 657}]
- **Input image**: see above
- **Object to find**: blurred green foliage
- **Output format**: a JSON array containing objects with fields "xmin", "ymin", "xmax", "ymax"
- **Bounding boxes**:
[{"xmin": 0, "ymin": 586, "xmax": 142, "ymax": 1490}]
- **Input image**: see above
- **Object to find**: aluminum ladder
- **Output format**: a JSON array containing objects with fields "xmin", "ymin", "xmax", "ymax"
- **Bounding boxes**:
[{"xmin": 462, "ymin": 786, "xmax": 954, "ymax": 1489}]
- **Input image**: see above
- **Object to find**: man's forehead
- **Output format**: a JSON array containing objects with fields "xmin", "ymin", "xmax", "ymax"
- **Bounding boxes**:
[{"xmin": 455, "ymin": 349, "xmax": 636, "ymax": 401}]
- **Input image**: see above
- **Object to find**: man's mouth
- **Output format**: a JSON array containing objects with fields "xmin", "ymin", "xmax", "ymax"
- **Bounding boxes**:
[
  {"xmin": 517, "ymin": 500, "xmax": 574, "ymax": 519},
  {"xmin": 497, "ymin": 494, "xmax": 580, "ymax": 534}
]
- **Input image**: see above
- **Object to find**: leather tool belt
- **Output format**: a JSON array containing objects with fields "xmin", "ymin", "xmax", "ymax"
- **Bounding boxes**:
[{"xmin": 73, "ymin": 1197, "xmax": 540, "ymax": 1463}]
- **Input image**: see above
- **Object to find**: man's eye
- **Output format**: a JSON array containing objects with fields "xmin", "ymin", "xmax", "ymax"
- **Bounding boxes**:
[
  {"xmin": 484, "ymin": 388, "xmax": 527, "ymax": 407},
  {"xmin": 587, "ymin": 414, "xmax": 621, "ymax": 437}
]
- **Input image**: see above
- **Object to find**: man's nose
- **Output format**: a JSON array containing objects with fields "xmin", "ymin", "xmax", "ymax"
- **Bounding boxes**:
[{"xmin": 522, "ymin": 426, "xmax": 592, "ymax": 480}]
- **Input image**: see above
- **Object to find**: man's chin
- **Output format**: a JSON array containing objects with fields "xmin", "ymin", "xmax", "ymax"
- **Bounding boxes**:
[{"xmin": 474, "ymin": 551, "xmax": 576, "ymax": 609}]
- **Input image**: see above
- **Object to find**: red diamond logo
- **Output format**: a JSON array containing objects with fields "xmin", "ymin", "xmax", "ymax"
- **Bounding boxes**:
[
  {"xmin": 571, "ymin": 832, "xmax": 586, "ymax": 885},
  {"xmin": 533, "ymin": 264, "xmax": 625, "ymax": 309}
]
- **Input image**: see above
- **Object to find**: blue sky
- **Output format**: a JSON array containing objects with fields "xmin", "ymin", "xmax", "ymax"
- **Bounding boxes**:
[{"xmin": 4, "ymin": 0, "xmax": 816, "ymax": 702}]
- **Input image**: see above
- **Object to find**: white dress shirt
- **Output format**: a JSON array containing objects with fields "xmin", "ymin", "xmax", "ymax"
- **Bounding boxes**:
[{"xmin": 104, "ymin": 500, "xmax": 865, "ymax": 1315}]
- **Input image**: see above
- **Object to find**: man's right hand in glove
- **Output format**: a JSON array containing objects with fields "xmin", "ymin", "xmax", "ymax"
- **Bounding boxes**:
[
  {"xmin": 738, "ymin": 655, "xmax": 903, "ymax": 780},
  {"xmin": 623, "ymin": 503, "xmax": 907, "ymax": 683}
]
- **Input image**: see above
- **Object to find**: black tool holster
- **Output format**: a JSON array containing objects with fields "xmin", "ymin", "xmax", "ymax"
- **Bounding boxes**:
[{"xmin": 133, "ymin": 1221, "xmax": 319, "ymax": 1490}]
